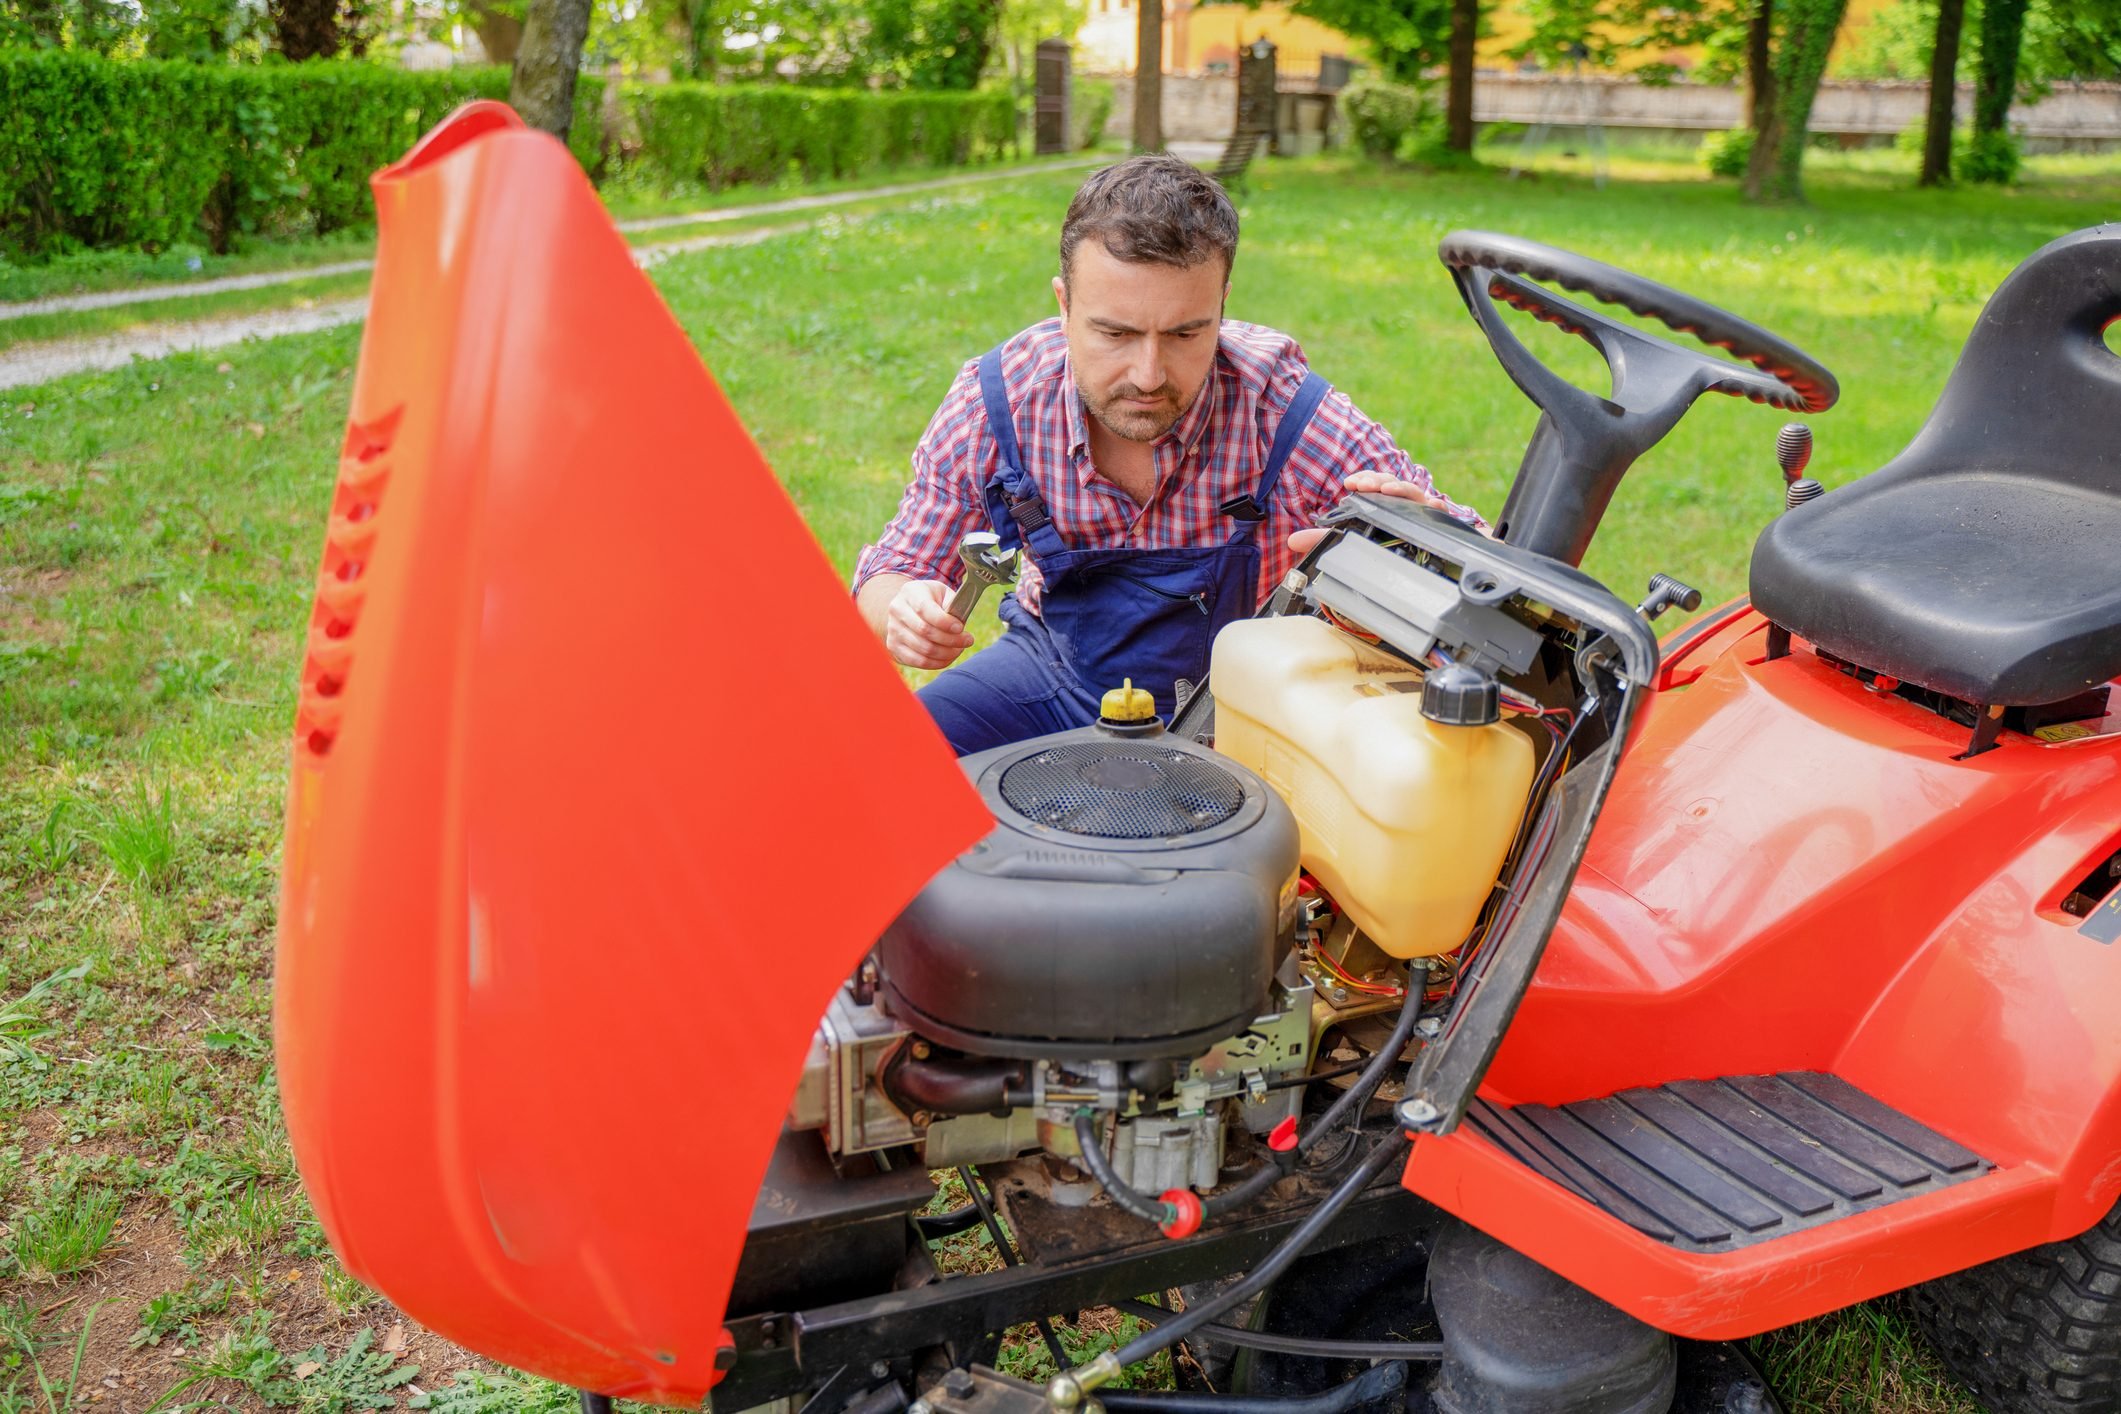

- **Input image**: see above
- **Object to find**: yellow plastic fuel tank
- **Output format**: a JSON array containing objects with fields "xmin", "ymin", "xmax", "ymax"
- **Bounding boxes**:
[{"xmin": 1210, "ymin": 614, "xmax": 1535, "ymax": 959}]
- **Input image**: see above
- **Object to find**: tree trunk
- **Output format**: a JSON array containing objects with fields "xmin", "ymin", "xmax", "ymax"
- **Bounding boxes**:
[
  {"xmin": 272, "ymin": 0, "xmax": 344, "ymax": 60},
  {"xmin": 465, "ymin": 0, "xmax": 523, "ymax": 63},
  {"xmin": 511, "ymin": 0, "xmax": 592, "ymax": 141},
  {"xmin": 1133, "ymin": 0, "xmax": 1163, "ymax": 151},
  {"xmin": 1741, "ymin": 0, "xmax": 1848, "ymax": 202},
  {"xmin": 682, "ymin": 0, "xmax": 716, "ymax": 77},
  {"xmin": 1920, "ymin": 0, "xmax": 1966, "ymax": 185},
  {"xmin": 1971, "ymin": 0, "xmax": 2030, "ymax": 174},
  {"xmin": 1446, "ymin": 0, "xmax": 1478, "ymax": 152},
  {"xmin": 1745, "ymin": 0, "xmax": 1775, "ymax": 135}
]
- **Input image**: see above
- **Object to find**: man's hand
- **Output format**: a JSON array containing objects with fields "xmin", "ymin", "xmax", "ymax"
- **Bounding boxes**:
[
  {"xmin": 1288, "ymin": 470, "xmax": 1470, "ymax": 555},
  {"xmin": 883, "ymin": 578, "xmax": 976, "ymax": 671}
]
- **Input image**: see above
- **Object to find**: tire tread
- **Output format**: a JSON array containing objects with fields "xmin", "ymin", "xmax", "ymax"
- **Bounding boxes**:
[{"xmin": 1911, "ymin": 1204, "xmax": 2121, "ymax": 1412}]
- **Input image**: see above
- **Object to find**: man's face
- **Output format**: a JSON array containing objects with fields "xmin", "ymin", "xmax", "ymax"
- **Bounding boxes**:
[{"xmin": 1054, "ymin": 240, "xmax": 1227, "ymax": 444}]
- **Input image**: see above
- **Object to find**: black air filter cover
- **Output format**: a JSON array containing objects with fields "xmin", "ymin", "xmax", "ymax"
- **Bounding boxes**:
[{"xmin": 880, "ymin": 727, "xmax": 1300, "ymax": 1060}]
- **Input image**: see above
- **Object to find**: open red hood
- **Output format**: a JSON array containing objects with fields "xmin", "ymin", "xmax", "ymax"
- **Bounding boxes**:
[{"xmin": 273, "ymin": 102, "xmax": 989, "ymax": 1404}]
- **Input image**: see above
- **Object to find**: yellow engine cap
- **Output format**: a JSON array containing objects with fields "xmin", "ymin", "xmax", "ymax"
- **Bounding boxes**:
[{"xmin": 1100, "ymin": 678, "xmax": 1157, "ymax": 722}]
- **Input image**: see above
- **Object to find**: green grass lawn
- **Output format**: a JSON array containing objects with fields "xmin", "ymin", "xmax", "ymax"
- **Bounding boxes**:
[{"xmin": 4, "ymin": 142, "xmax": 2118, "ymax": 1411}]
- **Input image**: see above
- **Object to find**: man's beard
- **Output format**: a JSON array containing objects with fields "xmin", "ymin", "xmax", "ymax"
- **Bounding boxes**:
[{"xmin": 1079, "ymin": 374, "xmax": 1197, "ymax": 444}]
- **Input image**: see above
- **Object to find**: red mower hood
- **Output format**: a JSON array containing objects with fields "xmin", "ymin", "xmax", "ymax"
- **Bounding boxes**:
[{"xmin": 273, "ymin": 102, "xmax": 990, "ymax": 1404}]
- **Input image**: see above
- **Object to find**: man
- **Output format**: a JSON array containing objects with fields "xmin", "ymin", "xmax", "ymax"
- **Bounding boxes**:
[{"xmin": 853, "ymin": 155, "xmax": 1480, "ymax": 756}]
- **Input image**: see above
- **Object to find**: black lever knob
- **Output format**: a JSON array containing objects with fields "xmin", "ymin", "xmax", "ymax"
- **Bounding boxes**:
[
  {"xmin": 1776, "ymin": 423, "xmax": 1813, "ymax": 482},
  {"xmin": 1638, "ymin": 572, "xmax": 1702, "ymax": 622}
]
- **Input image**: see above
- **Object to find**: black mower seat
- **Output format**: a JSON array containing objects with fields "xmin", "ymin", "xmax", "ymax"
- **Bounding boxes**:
[{"xmin": 1750, "ymin": 225, "xmax": 2121, "ymax": 708}]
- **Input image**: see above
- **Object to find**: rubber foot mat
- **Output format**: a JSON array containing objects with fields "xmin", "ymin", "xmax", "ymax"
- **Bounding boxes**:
[{"xmin": 1466, "ymin": 1072, "xmax": 1993, "ymax": 1253}]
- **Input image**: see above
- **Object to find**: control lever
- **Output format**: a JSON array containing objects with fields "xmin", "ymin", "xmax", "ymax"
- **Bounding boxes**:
[
  {"xmin": 1637, "ymin": 572, "xmax": 1702, "ymax": 622},
  {"xmin": 1777, "ymin": 423, "xmax": 1825, "ymax": 509}
]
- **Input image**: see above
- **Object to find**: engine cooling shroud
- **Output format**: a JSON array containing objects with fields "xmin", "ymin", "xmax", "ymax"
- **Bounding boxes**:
[{"xmin": 878, "ymin": 727, "xmax": 1302, "ymax": 1061}]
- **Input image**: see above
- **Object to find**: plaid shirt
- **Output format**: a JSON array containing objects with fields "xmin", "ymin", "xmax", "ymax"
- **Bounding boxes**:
[{"xmin": 852, "ymin": 318, "xmax": 1479, "ymax": 611}]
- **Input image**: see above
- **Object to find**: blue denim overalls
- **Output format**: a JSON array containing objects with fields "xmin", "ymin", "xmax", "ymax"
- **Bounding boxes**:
[{"xmin": 916, "ymin": 345, "xmax": 1330, "ymax": 756}]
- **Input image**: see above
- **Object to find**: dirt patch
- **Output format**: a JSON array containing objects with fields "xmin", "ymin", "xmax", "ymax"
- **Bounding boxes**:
[
  {"xmin": 0, "ymin": 565, "xmax": 79, "ymax": 647},
  {"xmin": 13, "ymin": 1204, "xmax": 493, "ymax": 1411}
]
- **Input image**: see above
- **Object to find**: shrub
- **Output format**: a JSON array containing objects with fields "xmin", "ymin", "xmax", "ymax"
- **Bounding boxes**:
[
  {"xmin": 624, "ymin": 83, "xmax": 1016, "ymax": 191},
  {"xmin": 1961, "ymin": 126, "xmax": 2021, "ymax": 183},
  {"xmin": 1699, "ymin": 127, "xmax": 1753, "ymax": 178},
  {"xmin": 1340, "ymin": 76, "xmax": 1430, "ymax": 161},
  {"xmin": 1072, "ymin": 77, "xmax": 1114, "ymax": 151},
  {"xmin": 0, "ymin": 51, "xmax": 604, "ymax": 258},
  {"xmin": 1889, "ymin": 121, "xmax": 2022, "ymax": 184}
]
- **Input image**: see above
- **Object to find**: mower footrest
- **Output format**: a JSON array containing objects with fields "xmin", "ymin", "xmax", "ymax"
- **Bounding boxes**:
[{"xmin": 1466, "ymin": 1072, "xmax": 1992, "ymax": 1253}]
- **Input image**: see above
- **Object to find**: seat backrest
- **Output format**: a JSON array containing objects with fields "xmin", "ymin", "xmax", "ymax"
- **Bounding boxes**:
[{"xmin": 1888, "ymin": 223, "xmax": 2121, "ymax": 498}]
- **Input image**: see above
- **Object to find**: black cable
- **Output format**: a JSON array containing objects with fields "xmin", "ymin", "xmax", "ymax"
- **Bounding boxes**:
[
  {"xmin": 957, "ymin": 1165, "xmax": 1070, "ymax": 1370},
  {"xmin": 1095, "ymin": 1357, "xmax": 1406, "ymax": 1413},
  {"xmin": 1074, "ymin": 978, "xmax": 1429, "ymax": 1233},
  {"xmin": 1098, "ymin": 1135, "xmax": 1413, "ymax": 1375},
  {"xmin": 1071, "ymin": 1112, "xmax": 1180, "ymax": 1226},
  {"xmin": 1259, "ymin": 1060, "xmax": 1366, "ymax": 1093},
  {"xmin": 1298, "ymin": 984, "xmax": 1423, "ymax": 1158},
  {"xmin": 1113, "ymin": 1300, "xmax": 1445, "ymax": 1363}
]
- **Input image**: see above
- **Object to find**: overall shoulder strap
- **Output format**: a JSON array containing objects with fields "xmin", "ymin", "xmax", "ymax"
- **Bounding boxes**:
[
  {"xmin": 976, "ymin": 346, "xmax": 1065, "ymax": 557},
  {"xmin": 1226, "ymin": 371, "xmax": 1332, "ymax": 537}
]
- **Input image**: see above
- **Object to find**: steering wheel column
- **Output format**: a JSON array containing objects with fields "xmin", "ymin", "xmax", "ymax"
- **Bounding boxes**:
[{"xmin": 1441, "ymin": 231, "xmax": 1838, "ymax": 567}]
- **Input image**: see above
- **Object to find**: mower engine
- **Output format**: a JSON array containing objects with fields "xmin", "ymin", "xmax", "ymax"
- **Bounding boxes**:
[{"xmin": 786, "ymin": 723, "xmax": 1408, "ymax": 1193}]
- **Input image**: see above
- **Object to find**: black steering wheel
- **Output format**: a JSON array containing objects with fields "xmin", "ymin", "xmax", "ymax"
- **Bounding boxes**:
[{"xmin": 1439, "ymin": 230, "xmax": 1839, "ymax": 567}]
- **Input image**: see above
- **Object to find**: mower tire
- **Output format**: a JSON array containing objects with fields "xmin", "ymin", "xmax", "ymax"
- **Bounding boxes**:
[{"xmin": 1910, "ymin": 1201, "xmax": 2121, "ymax": 1411}]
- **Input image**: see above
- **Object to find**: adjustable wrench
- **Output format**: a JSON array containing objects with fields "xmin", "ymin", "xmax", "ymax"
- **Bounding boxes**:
[{"xmin": 946, "ymin": 532, "xmax": 1021, "ymax": 622}]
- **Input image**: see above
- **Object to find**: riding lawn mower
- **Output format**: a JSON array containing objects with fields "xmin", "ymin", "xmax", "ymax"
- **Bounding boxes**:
[{"xmin": 271, "ymin": 104, "xmax": 2121, "ymax": 1414}]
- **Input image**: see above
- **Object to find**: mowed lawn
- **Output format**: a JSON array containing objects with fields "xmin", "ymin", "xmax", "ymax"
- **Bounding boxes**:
[{"xmin": 4, "ymin": 147, "xmax": 2120, "ymax": 1412}]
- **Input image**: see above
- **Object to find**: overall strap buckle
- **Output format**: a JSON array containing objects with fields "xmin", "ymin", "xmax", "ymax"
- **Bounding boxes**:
[
  {"xmin": 1220, "ymin": 494, "xmax": 1266, "ymax": 523},
  {"xmin": 1009, "ymin": 495, "xmax": 1053, "ymax": 536}
]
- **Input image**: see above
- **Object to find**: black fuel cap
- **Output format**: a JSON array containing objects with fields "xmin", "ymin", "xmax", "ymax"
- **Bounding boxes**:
[{"xmin": 1421, "ymin": 662, "xmax": 1500, "ymax": 727}]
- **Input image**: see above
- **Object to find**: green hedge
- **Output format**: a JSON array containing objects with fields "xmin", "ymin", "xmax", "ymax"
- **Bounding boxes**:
[
  {"xmin": 625, "ymin": 83, "xmax": 1017, "ymax": 191},
  {"xmin": 0, "ymin": 50, "xmax": 604, "ymax": 258}
]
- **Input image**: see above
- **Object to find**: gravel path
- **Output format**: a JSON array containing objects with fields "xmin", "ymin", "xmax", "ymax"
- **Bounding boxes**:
[
  {"xmin": 0, "ymin": 156, "xmax": 1099, "ymax": 324},
  {"xmin": 0, "ymin": 221, "xmax": 820, "ymax": 392}
]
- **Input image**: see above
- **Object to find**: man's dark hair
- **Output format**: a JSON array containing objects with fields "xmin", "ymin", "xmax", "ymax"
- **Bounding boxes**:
[{"xmin": 1059, "ymin": 155, "xmax": 1239, "ymax": 288}]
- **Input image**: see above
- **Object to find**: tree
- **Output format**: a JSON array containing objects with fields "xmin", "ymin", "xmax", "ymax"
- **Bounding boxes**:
[
  {"xmin": 2024, "ymin": 0, "xmax": 2121, "ymax": 80},
  {"xmin": 511, "ymin": 0, "xmax": 591, "ymax": 138},
  {"xmin": 1445, "ymin": 0, "xmax": 1478, "ymax": 151},
  {"xmin": 1747, "ymin": 0, "xmax": 1775, "ymax": 133},
  {"xmin": 1133, "ymin": 0, "xmax": 1160, "ymax": 150},
  {"xmin": 1968, "ymin": 0, "xmax": 2030, "ymax": 179},
  {"xmin": 1289, "ymin": 0, "xmax": 1450, "ymax": 85},
  {"xmin": 1739, "ymin": 0, "xmax": 1849, "ymax": 200},
  {"xmin": 269, "ymin": 0, "xmax": 375, "ymax": 58},
  {"xmin": 1920, "ymin": 0, "xmax": 1967, "ymax": 183}
]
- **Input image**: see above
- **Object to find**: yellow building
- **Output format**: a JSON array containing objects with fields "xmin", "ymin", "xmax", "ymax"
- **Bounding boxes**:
[
  {"xmin": 1077, "ymin": 0, "xmax": 1897, "ymax": 80},
  {"xmin": 1076, "ymin": 0, "xmax": 1355, "ymax": 78}
]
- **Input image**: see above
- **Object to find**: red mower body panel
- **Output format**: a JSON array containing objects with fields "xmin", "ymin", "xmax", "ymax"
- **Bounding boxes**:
[
  {"xmin": 272, "ymin": 104, "xmax": 989, "ymax": 1403},
  {"xmin": 1404, "ymin": 609, "xmax": 2121, "ymax": 1338}
]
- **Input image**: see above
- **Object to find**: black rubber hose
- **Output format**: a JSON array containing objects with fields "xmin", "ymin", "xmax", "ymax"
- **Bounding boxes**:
[
  {"xmin": 1114, "ymin": 1300, "xmax": 1445, "ymax": 1363},
  {"xmin": 1096, "ymin": 1352, "xmax": 1406, "ymax": 1413},
  {"xmin": 1075, "ymin": 981, "xmax": 1427, "ymax": 1231},
  {"xmin": 1072, "ymin": 1111, "xmax": 1178, "ymax": 1226},
  {"xmin": 1299, "ymin": 983, "xmax": 1424, "ymax": 1157},
  {"xmin": 912, "ymin": 1203, "xmax": 984, "ymax": 1239},
  {"xmin": 1100, "ymin": 1135, "xmax": 1413, "ymax": 1373}
]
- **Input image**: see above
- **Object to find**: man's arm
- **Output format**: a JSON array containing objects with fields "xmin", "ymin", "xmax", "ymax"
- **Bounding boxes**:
[
  {"xmin": 857, "ymin": 572, "xmax": 975, "ymax": 671},
  {"xmin": 852, "ymin": 361, "xmax": 987, "ymax": 671},
  {"xmin": 1278, "ymin": 380, "xmax": 1490, "ymax": 554}
]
